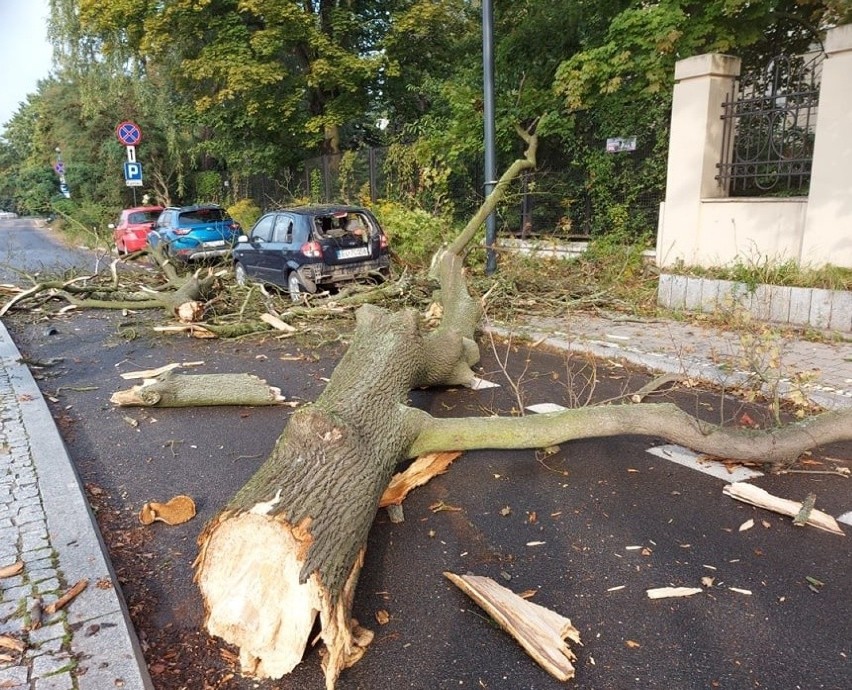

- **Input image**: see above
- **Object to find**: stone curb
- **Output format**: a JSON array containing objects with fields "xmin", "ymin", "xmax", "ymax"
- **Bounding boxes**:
[{"xmin": 0, "ymin": 320, "xmax": 153, "ymax": 690}]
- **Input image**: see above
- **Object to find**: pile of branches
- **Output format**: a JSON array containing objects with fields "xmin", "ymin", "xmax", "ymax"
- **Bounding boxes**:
[{"xmin": 0, "ymin": 245, "xmax": 436, "ymax": 340}]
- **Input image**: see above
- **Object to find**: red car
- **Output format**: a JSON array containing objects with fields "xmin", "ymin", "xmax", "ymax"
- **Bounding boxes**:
[{"xmin": 110, "ymin": 205, "xmax": 164, "ymax": 254}]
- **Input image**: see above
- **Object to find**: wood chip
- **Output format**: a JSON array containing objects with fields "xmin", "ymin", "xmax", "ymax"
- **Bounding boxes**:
[
  {"xmin": 723, "ymin": 483, "xmax": 844, "ymax": 536},
  {"xmin": 738, "ymin": 518, "xmax": 755, "ymax": 532},
  {"xmin": 444, "ymin": 571, "xmax": 581, "ymax": 681},
  {"xmin": 0, "ymin": 561, "xmax": 24, "ymax": 579},
  {"xmin": 139, "ymin": 495, "xmax": 197, "ymax": 525},
  {"xmin": 120, "ymin": 361, "xmax": 205, "ymax": 380},
  {"xmin": 379, "ymin": 452, "xmax": 462, "ymax": 507},
  {"xmin": 0, "ymin": 635, "xmax": 26, "ymax": 653},
  {"xmin": 646, "ymin": 587, "xmax": 703, "ymax": 599}
]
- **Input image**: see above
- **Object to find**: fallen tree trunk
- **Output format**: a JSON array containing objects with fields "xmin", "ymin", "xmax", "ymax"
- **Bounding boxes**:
[{"xmin": 194, "ymin": 128, "xmax": 852, "ymax": 689}]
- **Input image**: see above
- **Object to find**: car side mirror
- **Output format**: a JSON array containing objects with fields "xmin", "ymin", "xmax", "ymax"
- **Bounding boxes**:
[{"xmin": 238, "ymin": 235, "xmax": 249, "ymax": 243}]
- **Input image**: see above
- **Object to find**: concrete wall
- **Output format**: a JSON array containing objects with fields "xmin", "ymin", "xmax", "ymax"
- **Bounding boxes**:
[{"xmin": 657, "ymin": 23, "xmax": 852, "ymax": 269}]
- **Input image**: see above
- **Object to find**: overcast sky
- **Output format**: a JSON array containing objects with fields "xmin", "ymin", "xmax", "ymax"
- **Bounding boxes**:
[{"xmin": 0, "ymin": 0, "xmax": 54, "ymax": 133}]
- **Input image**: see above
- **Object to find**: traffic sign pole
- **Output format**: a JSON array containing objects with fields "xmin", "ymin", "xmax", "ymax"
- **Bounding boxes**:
[{"xmin": 116, "ymin": 122, "xmax": 144, "ymax": 201}]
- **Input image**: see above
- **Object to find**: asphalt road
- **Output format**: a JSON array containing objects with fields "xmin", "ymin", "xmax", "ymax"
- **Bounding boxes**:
[
  {"xmin": 0, "ymin": 217, "xmax": 100, "ymax": 282},
  {"xmin": 1, "ymin": 221, "xmax": 849, "ymax": 689}
]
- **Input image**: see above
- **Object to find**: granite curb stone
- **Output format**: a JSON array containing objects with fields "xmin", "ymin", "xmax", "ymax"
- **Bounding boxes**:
[{"xmin": 0, "ymin": 320, "xmax": 153, "ymax": 690}]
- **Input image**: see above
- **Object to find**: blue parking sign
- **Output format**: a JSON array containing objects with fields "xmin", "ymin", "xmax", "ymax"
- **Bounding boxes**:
[{"xmin": 123, "ymin": 161, "xmax": 143, "ymax": 187}]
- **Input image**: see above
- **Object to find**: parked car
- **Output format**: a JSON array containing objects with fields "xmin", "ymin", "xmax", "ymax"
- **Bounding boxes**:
[
  {"xmin": 148, "ymin": 204, "xmax": 242, "ymax": 261},
  {"xmin": 110, "ymin": 205, "xmax": 164, "ymax": 254},
  {"xmin": 232, "ymin": 205, "xmax": 391, "ymax": 300}
]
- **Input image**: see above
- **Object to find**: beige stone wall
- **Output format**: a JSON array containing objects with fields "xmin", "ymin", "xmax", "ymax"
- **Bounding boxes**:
[{"xmin": 657, "ymin": 24, "xmax": 852, "ymax": 269}]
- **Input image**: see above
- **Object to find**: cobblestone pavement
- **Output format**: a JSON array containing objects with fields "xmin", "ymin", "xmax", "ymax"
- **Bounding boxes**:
[{"xmin": 0, "ymin": 322, "xmax": 152, "ymax": 690}]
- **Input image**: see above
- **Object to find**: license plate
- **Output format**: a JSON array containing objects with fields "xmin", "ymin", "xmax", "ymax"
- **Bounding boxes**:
[
  {"xmin": 203, "ymin": 240, "xmax": 226, "ymax": 248},
  {"xmin": 337, "ymin": 247, "xmax": 369, "ymax": 259}
]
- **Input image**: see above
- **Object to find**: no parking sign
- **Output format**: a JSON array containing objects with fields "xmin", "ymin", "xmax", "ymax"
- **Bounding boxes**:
[{"xmin": 115, "ymin": 121, "xmax": 143, "ymax": 146}]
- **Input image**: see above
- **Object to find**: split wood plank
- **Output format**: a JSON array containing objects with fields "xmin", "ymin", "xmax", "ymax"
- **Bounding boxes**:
[
  {"xmin": 444, "ymin": 571, "xmax": 581, "ymax": 681},
  {"xmin": 723, "ymin": 483, "xmax": 844, "ymax": 536},
  {"xmin": 379, "ymin": 451, "xmax": 462, "ymax": 507}
]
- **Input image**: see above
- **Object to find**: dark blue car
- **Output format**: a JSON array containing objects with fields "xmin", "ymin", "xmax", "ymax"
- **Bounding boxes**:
[
  {"xmin": 232, "ymin": 205, "xmax": 391, "ymax": 300},
  {"xmin": 148, "ymin": 204, "xmax": 242, "ymax": 261}
]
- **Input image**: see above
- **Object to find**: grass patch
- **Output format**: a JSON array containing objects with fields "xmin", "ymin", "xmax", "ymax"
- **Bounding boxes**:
[{"xmin": 667, "ymin": 256, "xmax": 852, "ymax": 291}]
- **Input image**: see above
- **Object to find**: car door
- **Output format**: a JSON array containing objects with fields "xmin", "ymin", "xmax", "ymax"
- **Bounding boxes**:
[
  {"xmin": 150, "ymin": 210, "xmax": 173, "ymax": 249},
  {"xmin": 266, "ymin": 213, "xmax": 298, "ymax": 285},
  {"xmin": 242, "ymin": 214, "xmax": 276, "ymax": 282}
]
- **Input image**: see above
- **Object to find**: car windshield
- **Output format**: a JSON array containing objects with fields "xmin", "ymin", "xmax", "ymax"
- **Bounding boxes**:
[
  {"xmin": 179, "ymin": 208, "xmax": 227, "ymax": 225},
  {"xmin": 128, "ymin": 211, "xmax": 160, "ymax": 224}
]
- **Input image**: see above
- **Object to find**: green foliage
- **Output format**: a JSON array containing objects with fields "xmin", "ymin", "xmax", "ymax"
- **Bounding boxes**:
[
  {"xmin": 372, "ymin": 201, "xmax": 455, "ymax": 267},
  {"xmin": 227, "ymin": 199, "xmax": 262, "ymax": 232},
  {"xmin": 50, "ymin": 197, "xmax": 114, "ymax": 247},
  {"xmin": 309, "ymin": 169, "xmax": 323, "ymax": 204},
  {"xmin": 0, "ymin": 0, "xmax": 838, "ymax": 258},
  {"xmin": 195, "ymin": 171, "xmax": 223, "ymax": 203}
]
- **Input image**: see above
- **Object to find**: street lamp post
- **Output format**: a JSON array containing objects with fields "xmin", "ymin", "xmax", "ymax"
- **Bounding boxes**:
[{"xmin": 483, "ymin": 0, "xmax": 497, "ymax": 275}]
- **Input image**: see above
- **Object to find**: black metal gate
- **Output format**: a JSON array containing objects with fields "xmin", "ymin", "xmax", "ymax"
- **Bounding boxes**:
[{"xmin": 717, "ymin": 53, "xmax": 823, "ymax": 196}]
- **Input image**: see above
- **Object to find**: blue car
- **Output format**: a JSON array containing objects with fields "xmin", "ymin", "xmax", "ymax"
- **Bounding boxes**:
[{"xmin": 148, "ymin": 204, "xmax": 242, "ymax": 261}]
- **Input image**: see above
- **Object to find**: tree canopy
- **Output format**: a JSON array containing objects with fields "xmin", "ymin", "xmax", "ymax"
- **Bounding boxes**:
[{"xmin": 1, "ymin": 0, "xmax": 846, "ymax": 232}]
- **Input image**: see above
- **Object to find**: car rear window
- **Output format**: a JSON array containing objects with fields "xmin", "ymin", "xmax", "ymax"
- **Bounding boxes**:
[
  {"xmin": 179, "ymin": 208, "xmax": 227, "ymax": 225},
  {"xmin": 314, "ymin": 211, "xmax": 373, "ymax": 239},
  {"xmin": 128, "ymin": 211, "xmax": 160, "ymax": 224}
]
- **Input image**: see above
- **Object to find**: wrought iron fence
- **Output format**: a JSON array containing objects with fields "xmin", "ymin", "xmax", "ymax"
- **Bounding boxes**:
[
  {"xmin": 717, "ymin": 52, "xmax": 823, "ymax": 196},
  {"xmin": 235, "ymin": 147, "xmax": 662, "ymax": 241}
]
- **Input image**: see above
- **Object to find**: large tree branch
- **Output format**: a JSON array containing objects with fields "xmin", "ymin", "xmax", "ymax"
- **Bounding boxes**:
[{"xmin": 407, "ymin": 403, "xmax": 852, "ymax": 467}]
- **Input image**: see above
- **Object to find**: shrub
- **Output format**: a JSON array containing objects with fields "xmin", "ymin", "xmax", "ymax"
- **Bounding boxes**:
[
  {"xmin": 226, "ymin": 199, "xmax": 262, "ymax": 232},
  {"xmin": 372, "ymin": 201, "xmax": 454, "ymax": 267}
]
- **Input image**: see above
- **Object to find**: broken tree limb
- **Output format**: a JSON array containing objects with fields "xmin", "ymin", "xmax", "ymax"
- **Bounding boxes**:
[
  {"xmin": 44, "ymin": 579, "xmax": 88, "ymax": 615},
  {"xmin": 120, "ymin": 361, "xmax": 205, "ymax": 380},
  {"xmin": 444, "ymin": 571, "xmax": 581, "ymax": 682},
  {"xmin": 110, "ymin": 372, "xmax": 284, "ymax": 407},
  {"xmin": 630, "ymin": 373, "xmax": 683, "ymax": 403},
  {"xmin": 405, "ymin": 404, "xmax": 852, "ymax": 469},
  {"xmin": 722, "ymin": 483, "xmax": 845, "ymax": 535}
]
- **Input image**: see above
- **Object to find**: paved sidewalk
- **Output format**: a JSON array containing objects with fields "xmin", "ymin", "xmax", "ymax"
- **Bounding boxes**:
[
  {"xmin": 490, "ymin": 311, "xmax": 852, "ymax": 410},
  {"xmin": 0, "ymin": 322, "xmax": 152, "ymax": 690}
]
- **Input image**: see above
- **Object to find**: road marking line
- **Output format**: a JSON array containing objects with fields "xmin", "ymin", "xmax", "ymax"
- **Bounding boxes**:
[
  {"xmin": 647, "ymin": 444, "xmax": 764, "ymax": 482},
  {"xmin": 837, "ymin": 511, "xmax": 852, "ymax": 527}
]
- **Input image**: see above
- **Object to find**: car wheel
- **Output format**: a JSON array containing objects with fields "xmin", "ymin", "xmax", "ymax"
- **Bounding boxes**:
[
  {"xmin": 116, "ymin": 241, "xmax": 125, "ymax": 256},
  {"xmin": 287, "ymin": 271, "xmax": 302, "ymax": 302},
  {"xmin": 234, "ymin": 262, "xmax": 248, "ymax": 287}
]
